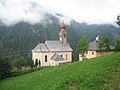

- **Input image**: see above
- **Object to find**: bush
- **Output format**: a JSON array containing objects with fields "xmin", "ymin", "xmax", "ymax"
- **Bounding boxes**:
[
  {"xmin": 12, "ymin": 55, "xmax": 33, "ymax": 70},
  {"xmin": 9, "ymin": 67, "xmax": 44, "ymax": 77}
]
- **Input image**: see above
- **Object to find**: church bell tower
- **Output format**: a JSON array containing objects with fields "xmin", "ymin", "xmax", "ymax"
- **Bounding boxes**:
[{"xmin": 59, "ymin": 22, "xmax": 67, "ymax": 44}]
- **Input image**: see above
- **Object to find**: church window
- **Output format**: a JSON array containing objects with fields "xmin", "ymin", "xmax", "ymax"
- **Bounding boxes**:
[
  {"xmin": 45, "ymin": 55, "xmax": 47, "ymax": 62},
  {"xmin": 92, "ymin": 52, "xmax": 94, "ymax": 55},
  {"xmin": 66, "ymin": 54, "xmax": 67, "ymax": 60},
  {"xmin": 61, "ymin": 55, "xmax": 63, "ymax": 57}
]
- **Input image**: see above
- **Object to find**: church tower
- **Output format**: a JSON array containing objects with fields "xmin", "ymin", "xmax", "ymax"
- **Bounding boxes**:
[{"xmin": 59, "ymin": 22, "xmax": 67, "ymax": 44}]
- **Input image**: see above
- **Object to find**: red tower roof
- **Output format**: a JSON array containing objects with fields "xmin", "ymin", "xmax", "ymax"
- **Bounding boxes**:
[
  {"xmin": 60, "ymin": 22, "xmax": 66, "ymax": 33},
  {"xmin": 60, "ymin": 22, "xmax": 66, "ymax": 29}
]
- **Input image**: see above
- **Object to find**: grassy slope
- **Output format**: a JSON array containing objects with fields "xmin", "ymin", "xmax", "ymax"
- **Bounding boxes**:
[{"xmin": 0, "ymin": 53, "xmax": 120, "ymax": 90}]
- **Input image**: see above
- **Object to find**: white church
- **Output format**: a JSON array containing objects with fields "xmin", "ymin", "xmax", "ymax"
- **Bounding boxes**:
[{"xmin": 32, "ymin": 23, "xmax": 73, "ymax": 66}]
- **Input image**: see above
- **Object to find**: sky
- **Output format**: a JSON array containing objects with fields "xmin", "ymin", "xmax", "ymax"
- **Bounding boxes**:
[{"xmin": 0, "ymin": 0, "xmax": 120, "ymax": 26}]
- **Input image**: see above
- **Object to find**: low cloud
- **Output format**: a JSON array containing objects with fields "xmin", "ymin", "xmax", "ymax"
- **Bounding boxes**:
[
  {"xmin": 0, "ymin": 0, "xmax": 72, "ymax": 26},
  {"xmin": 0, "ymin": 0, "xmax": 120, "ymax": 26},
  {"xmin": 0, "ymin": 0, "xmax": 52, "ymax": 26}
]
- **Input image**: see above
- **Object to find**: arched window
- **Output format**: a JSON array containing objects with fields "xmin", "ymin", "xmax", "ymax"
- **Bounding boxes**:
[
  {"xmin": 92, "ymin": 52, "xmax": 94, "ymax": 55},
  {"xmin": 45, "ymin": 55, "xmax": 47, "ymax": 62},
  {"xmin": 66, "ymin": 54, "xmax": 67, "ymax": 60}
]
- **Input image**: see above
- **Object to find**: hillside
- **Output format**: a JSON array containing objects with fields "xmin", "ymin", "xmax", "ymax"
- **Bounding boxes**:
[{"xmin": 0, "ymin": 53, "xmax": 120, "ymax": 90}]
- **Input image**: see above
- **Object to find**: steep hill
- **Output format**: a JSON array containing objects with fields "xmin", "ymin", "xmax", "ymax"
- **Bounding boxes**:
[{"xmin": 0, "ymin": 53, "xmax": 120, "ymax": 90}]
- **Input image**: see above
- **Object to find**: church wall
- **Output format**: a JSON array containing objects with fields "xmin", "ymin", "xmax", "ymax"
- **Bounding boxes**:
[
  {"xmin": 32, "ymin": 51, "xmax": 50, "ymax": 66},
  {"xmin": 41, "ymin": 52, "xmax": 51, "ymax": 66},
  {"xmin": 32, "ymin": 51, "xmax": 72, "ymax": 66},
  {"xmin": 32, "ymin": 52, "xmax": 42, "ymax": 64}
]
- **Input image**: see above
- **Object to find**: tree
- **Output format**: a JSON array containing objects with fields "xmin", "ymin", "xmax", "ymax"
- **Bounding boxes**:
[
  {"xmin": 35, "ymin": 59, "xmax": 38, "ymax": 67},
  {"xmin": 0, "ymin": 54, "xmax": 11, "ymax": 79},
  {"xmin": 114, "ymin": 38, "xmax": 120, "ymax": 52},
  {"xmin": 25, "ymin": 56, "xmax": 32, "ymax": 67},
  {"xmin": 38, "ymin": 60, "xmax": 41, "ymax": 67},
  {"xmin": 99, "ymin": 40, "xmax": 104, "ymax": 52},
  {"xmin": 99, "ymin": 36, "xmax": 110, "ymax": 53},
  {"xmin": 77, "ymin": 36, "xmax": 89, "ymax": 60},
  {"xmin": 12, "ymin": 55, "xmax": 26, "ymax": 70}
]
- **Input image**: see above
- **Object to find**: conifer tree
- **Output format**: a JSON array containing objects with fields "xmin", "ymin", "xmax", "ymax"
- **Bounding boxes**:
[
  {"xmin": 38, "ymin": 60, "xmax": 41, "ymax": 67},
  {"xmin": 35, "ymin": 59, "xmax": 38, "ymax": 67}
]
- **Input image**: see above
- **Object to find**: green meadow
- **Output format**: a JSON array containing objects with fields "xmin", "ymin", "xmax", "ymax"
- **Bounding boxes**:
[{"xmin": 0, "ymin": 53, "xmax": 120, "ymax": 90}]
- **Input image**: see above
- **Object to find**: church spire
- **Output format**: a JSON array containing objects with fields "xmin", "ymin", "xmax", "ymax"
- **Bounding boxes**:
[{"xmin": 59, "ymin": 22, "xmax": 67, "ymax": 44}]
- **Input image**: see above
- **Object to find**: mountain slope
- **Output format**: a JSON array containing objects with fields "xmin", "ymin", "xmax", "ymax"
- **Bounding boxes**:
[
  {"xmin": 0, "ymin": 13, "xmax": 120, "ymax": 59},
  {"xmin": 0, "ymin": 53, "xmax": 120, "ymax": 90}
]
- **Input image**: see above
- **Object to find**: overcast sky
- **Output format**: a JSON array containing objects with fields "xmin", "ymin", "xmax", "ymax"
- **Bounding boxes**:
[{"xmin": 0, "ymin": 0, "xmax": 120, "ymax": 26}]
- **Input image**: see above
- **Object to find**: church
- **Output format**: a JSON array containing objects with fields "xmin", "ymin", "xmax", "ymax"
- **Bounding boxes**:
[{"xmin": 32, "ymin": 23, "xmax": 73, "ymax": 66}]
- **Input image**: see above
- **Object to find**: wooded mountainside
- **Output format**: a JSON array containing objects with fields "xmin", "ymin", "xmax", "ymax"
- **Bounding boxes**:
[{"xmin": 0, "ymin": 14, "xmax": 120, "ymax": 59}]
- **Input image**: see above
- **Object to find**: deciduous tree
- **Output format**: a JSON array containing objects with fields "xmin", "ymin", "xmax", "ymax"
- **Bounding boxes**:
[
  {"xmin": 114, "ymin": 38, "xmax": 120, "ymax": 52},
  {"xmin": 77, "ymin": 36, "xmax": 89, "ymax": 60},
  {"xmin": 12, "ymin": 55, "xmax": 26, "ymax": 70},
  {"xmin": 99, "ymin": 36, "xmax": 110, "ymax": 53}
]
